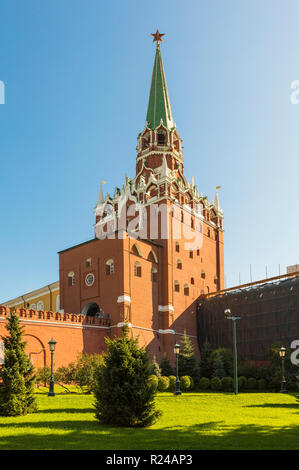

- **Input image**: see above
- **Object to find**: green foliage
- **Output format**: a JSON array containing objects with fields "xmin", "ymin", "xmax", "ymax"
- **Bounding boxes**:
[
  {"xmin": 209, "ymin": 348, "xmax": 233, "ymax": 377},
  {"xmin": 221, "ymin": 376, "xmax": 233, "ymax": 391},
  {"xmin": 74, "ymin": 353, "xmax": 103, "ymax": 393},
  {"xmin": 198, "ymin": 377, "xmax": 210, "ymax": 390},
  {"xmin": 148, "ymin": 375, "xmax": 159, "ymax": 392},
  {"xmin": 212, "ymin": 351, "xmax": 226, "ymax": 378},
  {"xmin": 158, "ymin": 376, "xmax": 169, "ymax": 392},
  {"xmin": 210, "ymin": 377, "xmax": 222, "ymax": 391},
  {"xmin": 54, "ymin": 363, "xmax": 76, "ymax": 385},
  {"xmin": 180, "ymin": 376, "xmax": 191, "ymax": 391},
  {"xmin": 36, "ymin": 366, "xmax": 51, "ymax": 386},
  {"xmin": 247, "ymin": 377, "xmax": 257, "ymax": 390},
  {"xmin": 94, "ymin": 329, "xmax": 161, "ymax": 427},
  {"xmin": 178, "ymin": 332, "xmax": 200, "ymax": 383},
  {"xmin": 159, "ymin": 356, "xmax": 174, "ymax": 376},
  {"xmin": 257, "ymin": 378, "xmax": 266, "ymax": 391},
  {"xmin": 238, "ymin": 376, "xmax": 247, "ymax": 391},
  {"xmin": 0, "ymin": 313, "xmax": 37, "ymax": 416},
  {"xmin": 199, "ymin": 339, "xmax": 212, "ymax": 378},
  {"xmin": 150, "ymin": 355, "xmax": 162, "ymax": 378},
  {"xmin": 168, "ymin": 375, "xmax": 176, "ymax": 392}
]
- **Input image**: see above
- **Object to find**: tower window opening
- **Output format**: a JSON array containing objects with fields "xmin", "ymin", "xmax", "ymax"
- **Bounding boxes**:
[
  {"xmin": 151, "ymin": 267, "xmax": 158, "ymax": 282},
  {"xmin": 189, "ymin": 250, "xmax": 193, "ymax": 259},
  {"xmin": 177, "ymin": 259, "xmax": 182, "ymax": 270},
  {"xmin": 106, "ymin": 259, "xmax": 114, "ymax": 275},
  {"xmin": 86, "ymin": 258, "xmax": 92, "ymax": 267},
  {"xmin": 158, "ymin": 133, "xmax": 165, "ymax": 145},
  {"xmin": 191, "ymin": 277, "xmax": 195, "ymax": 285},
  {"xmin": 184, "ymin": 284, "xmax": 189, "ymax": 296},
  {"xmin": 174, "ymin": 281, "xmax": 180, "ymax": 292},
  {"xmin": 134, "ymin": 261, "xmax": 142, "ymax": 277},
  {"xmin": 175, "ymin": 242, "xmax": 180, "ymax": 253},
  {"xmin": 68, "ymin": 272, "xmax": 75, "ymax": 286}
]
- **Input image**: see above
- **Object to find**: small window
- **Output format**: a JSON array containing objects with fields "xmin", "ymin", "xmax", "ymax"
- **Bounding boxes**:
[
  {"xmin": 158, "ymin": 132, "xmax": 165, "ymax": 145},
  {"xmin": 151, "ymin": 267, "xmax": 158, "ymax": 282},
  {"xmin": 197, "ymin": 249, "xmax": 200, "ymax": 256},
  {"xmin": 134, "ymin": 261, "xmax": 142, "ymax": 277},
  {"xmin": 191, "ymin": 277, "xmax": 195, "ymax": 285},
  {"xmin": 30, "ymin": 303, "xmax": 36, "ymax": 310},
  {"xmin": 191, "ymin": 217, "xmax": 194, "ymax": 229},
  {"xmin": 177, "ymin": 259, "xmax": 182, "ymax": 270},
  {"xmin": 189, "ymin": 250, "xmax": 193, "ymax": 259},
  {"xmin": 184, "ymin": 284, "xmax": 189, "ymax": 296},
  {"xmin": 175, "ymin": 242, "xmax": 180, "ymax": 253},
  {"xmin": 207, "ymin": 228, "xmax": 211, "ymax": 237},
  {"xmin": 86, "ymin": 258, "xmax": 92, "ymax": 267},
  {"xmin": 181, "ymin": 211, "xmax": 184, "ymax": 222},
  {"xmin": 106, "ymin": 259, "xmax": 114, "ymax": 275},
  {"xmin": 68, "ymin": 272, "xmax": 75, "ymax": 286},
  {"xmin": 174, "ymin": 281, "xmax": 180, "ymax": 292},
  {"xmin": 201, "ymin": 270, "xmax": 206, "ymax": 279}
]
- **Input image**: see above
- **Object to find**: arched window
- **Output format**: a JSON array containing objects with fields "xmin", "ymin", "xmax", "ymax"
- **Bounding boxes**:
[
  {"xmin": 174, "ymin": 280, "xmax": 180, "ymax": 292},
  {"xmin": 184, "ymin": 284, "xmax": 189, "ymax": 296},
  {"xmin": 191, "ymin": 277, "xmax": 195, "ymax": 285},
  {"xmin": 189, "ymin": 250, "xmax": 193, "ymax": 259},
  {"xmin": 177, "ymin": 259, "xmax": 182, "ymax": 270},
  {"xmin": 158, "ymin": 132, "xmax": 165, "ymax": 145},
  {"xmin": 68, "ymin": 271, "xmax": 75, "ymax": 286},
  {"xmin": 201, "ymin": 270, "xmax": 206, "ymax": 279},
  {"xmin": 30, "ymin": 303, "xmax": 36, "ymax": 310},
  {"xmin": 37, "ymin": 301, "xmax": 44, "ymax": 311},
  {"xmin": 134, "ymin": 261, "xmax": 142, "ymax": 277},
  {"xmin": 132, "ymin": 243, "xmax": 142, "ymax": 257},
  {"xmin": 106, "ymin": 259, "xmax": 114, "ymax": 275},
  {"xmin": 151, "ymin": 267, "xmax": 158, "ymax": 282}
]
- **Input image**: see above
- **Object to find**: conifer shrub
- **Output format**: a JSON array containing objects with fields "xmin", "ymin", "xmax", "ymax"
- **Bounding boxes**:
[
  {"xmin": 247, "ymin": 377, "xmax": 257, "ymax": 390},
  {"xmin": 221, "ymin": 376, "xmax": 233, "ymax": 391},
  {"xmin": 150, "ymin": 356, "xmax": 162, "ymax": 378},
  {"xmin": 238, "ymin": 376, "xmax": 247, "ymax": 391},
  {"xmin": 210, "ymin": 377, "xmax": 222, "ymax": 391},
  {"xmin": 94, "ymin": 327, "xmax": 161, "ymax": 427},
  {"xmin": 159, "ymin": 356, "xmax": 174, "ymax": 376},
  {"xmin": 36, "ymin": 366, "xmax": 51, "ymax": 386},
  {"xmin": 0, "ymin": 313, "xmax": 37, "ymax": 416},
  {"xmin": 168, "ymin": 375, "xmax": 176, "ymax": 392},
  {"xmin": 180, "ymin": 376, "xmax": 191, "ymax": 391},
  {"xmin": 178, "ymin": 332, "xmax": 200, "ymax": 384},
  {"xmin": 158, "ymin": 376, "xmax": 169, "ymax": 392},
  {"xmin": 198, "ymin": 377, "xmax": 210, "ymax": 391},
  {"xmin": 148, "ymin": 375, "xmax": 159, "ymax": 392},
  {"xmin": 74, "ymin": 353, "xmax": 103, "ymax": 393}
]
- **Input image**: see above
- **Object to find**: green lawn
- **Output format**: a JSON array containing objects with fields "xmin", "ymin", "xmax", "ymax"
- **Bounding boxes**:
[{"xmin": 0, "ymin": 388, "xmax": 298, "ymax": 450}]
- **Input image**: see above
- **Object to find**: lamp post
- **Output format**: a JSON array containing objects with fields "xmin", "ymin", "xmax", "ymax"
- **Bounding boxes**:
[
  {"xmin": 174, "ymin": 343, "xmax": 182, "ymax": 396},
  {"xmin": 224, "ymin": 308, "xmax": 241, "ymax": 395},
  {"xmin": 279, "ymin": 346, "xmax": 287, "ymax": 393},
  {"xmin": 48, "ymin": 338, "xmax": 56, "ymax": 397}
]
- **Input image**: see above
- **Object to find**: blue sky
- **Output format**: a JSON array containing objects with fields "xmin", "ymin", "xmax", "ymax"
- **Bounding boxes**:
[{"xmin": 0, "ymin": 0, "xmax": 299, "ymax": 302}]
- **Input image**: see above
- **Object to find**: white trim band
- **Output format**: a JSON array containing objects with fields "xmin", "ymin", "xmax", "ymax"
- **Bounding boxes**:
[
  {"xmin": 117, "ymin": 295, "xmax": 132, "ymax": 304},
  {"xmin": 158, "ymin": 305, "xmax": 174, "ymax": 312}
]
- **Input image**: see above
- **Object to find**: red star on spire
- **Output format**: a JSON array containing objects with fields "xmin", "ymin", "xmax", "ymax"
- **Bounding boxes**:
[{"xmin": 151, "ymin": 29, "xmax": 165, "ymax": 45}]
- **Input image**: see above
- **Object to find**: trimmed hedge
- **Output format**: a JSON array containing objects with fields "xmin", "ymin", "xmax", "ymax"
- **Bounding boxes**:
[
  {"xmin": 198, "ymin": 377, "xmax": 210, "ymax": 390},
  {"xmin": 148, "ymin": 375, "xmax": 159, "ymax": 392},
  {"xmin": 210, "ymin": 377, "xmax": 222, "ymax": 391},
  {"xmin": 158, "ymin": 376, "xmax": 169, "ymax": 392},
  {"xmin": 221, "ymin": 376, "xmax": 233, "ymax": 391},
  {"xmin": 180, "ymin": 376, "xmax": 191, "ymax": 391},
  {"xmin": 238, "ymin": 376, "xmax": 247, "ymax": 391},
  {"xmin": 168, "ymin": 376, "xmax": 176, "ymax": 392}
]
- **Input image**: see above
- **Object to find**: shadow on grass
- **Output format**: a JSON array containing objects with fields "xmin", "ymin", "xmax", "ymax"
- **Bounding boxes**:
[{"xmin": 0, "ymin": 419, "xmax": 299, "ymax": 450}]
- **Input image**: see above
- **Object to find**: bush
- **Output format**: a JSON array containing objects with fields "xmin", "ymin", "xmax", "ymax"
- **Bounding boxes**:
[
  {"xmin": 148, "ymin": 375, "xmax": 159, "ymax": 392},
  {"xmin": 36, "ymin": 366, "xmax": 51, "ymax": 386},
  {"xmin": 159, "ymin": 356, "xmax": 174, "ymax": 376},
  {"xmin": 74, "ymin": 353, "xmax": 103, "ymax": 393},
  {"xmin": 210, "ymin": 377, "xmax": 221, "ymax": 391},
  {"xmin": 257, "ymin": 378, "xmax": 266, "ymax": 391},
  {"xmin": 209, "ymin": 348, "xmax": 233, "ymax": 377},
  {"xmin": 221, "ymin": 376, "xmax": 233, "ymax": 392},
  {"xmin": 247, "ymin": 377, "xmax": 257, "ymax": 390},
  {"xmin": 158, "ymin": 376, "xmax": 169, "ymax": 392},
  {"xmin": 198, "ymin": 377, "xmax": 210, "ymax": 391},
  {"xmin": 168, "ymin": 375, "xmax": 176, "ymax": 392},
  {"xmin": 54, "ymin": 363, "xmax": 76, "ymax": 385},
  {"xmin": 238, "ymin": 376, "xmax": 247, "ymax": 391},
  {"xmin": 180, "ymin": 376, "xmax": 191, "ymax": 391},
  {"xmin": 94, "ymin": 327, "xmax": 161, "ymax": 427}
]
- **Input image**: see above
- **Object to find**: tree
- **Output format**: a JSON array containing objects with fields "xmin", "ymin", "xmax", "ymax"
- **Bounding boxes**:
[
  {"xmin": 212, "ymin": 351, "xmax": 226, "ymax": 378},
  {"xmin": 150, "ymin": 355, "xmax": 162, "ymax": 378},
  {"xmin": 94, "ymin": 327, "xmax": 161, "ymax": 427},
  {"xmin": 74, "ymin": 353, "xmax": 103, "ymax": 393},
  {"xmin": 199, "ymin": 339, "xmax": 212, "ymax": 378},
  {"xmin": 209, "ymin": 348, "xmax": 233, "ymax": 377},
  {"xmin": 0, "ymin": 312, "xmax": 37, "ymax": 416},
  {"xmin": 159, "ymin": 355, "xmax": 174, "ymax": 376},
  {"xmin": 178, "ymin": 331, "xmax": 200, "ymax": 383}
]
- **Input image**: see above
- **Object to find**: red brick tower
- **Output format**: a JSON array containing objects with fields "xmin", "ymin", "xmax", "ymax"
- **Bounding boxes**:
[{"xmin": 59, "ymin": 32, "xmax": 224, "ymax": 362}]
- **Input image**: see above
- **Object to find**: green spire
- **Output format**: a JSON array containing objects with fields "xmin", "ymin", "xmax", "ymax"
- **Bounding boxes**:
[{"xmin": 146, "ymin": 44, "xmax": 174, "ymax": 130}]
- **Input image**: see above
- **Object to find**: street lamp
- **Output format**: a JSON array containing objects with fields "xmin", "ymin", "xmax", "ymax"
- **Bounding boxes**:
[
  {"xmin": 48, "ymin": 338, "xmax": 56, "ymax": 397},
  {"xmin": 174, "ymin": 343, "xmax": 182, "ymax": 396},
  {"xmin": 279, "ymin": 346, "xmax": 287, "ymax": 393},
  {"xmin": 224, "ymin": 308, "xmax": 241, "ymax": 395}
]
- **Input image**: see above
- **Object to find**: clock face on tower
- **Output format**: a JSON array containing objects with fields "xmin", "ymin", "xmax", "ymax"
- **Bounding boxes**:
[{"xmin": 85, "ymin": 273, "xmax": 95, "ymax": 287}]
